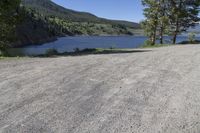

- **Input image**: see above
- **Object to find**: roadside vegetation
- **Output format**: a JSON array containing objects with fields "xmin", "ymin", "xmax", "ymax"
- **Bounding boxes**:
[
  {"xmin": 141, "ymin": 0, "xmax": 200, "ymax": 46},
  {"xmin": 41, "ymin": 48, "xmax": 148, "ymax": 57},
  {"xmin": 142, "ymin": 43, "xmax": 170, "ymax": 48},
  {"xmin": 0, "ymin": 47, "xmax": 147, "ymax": 58},
  {"xmin": 1, "ymin": 0, "xmax": 200, "ymax": 58},
  {"xmin": 0, "ymin": 0, "xmax": 21, "ymax": 56},
  {"xmin": 0, "ymin": 56, "xmax": 26, "ymax": 60}
]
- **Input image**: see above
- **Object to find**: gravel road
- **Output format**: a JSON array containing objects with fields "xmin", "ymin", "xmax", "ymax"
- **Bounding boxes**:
[{"xmin": 1, "ymin": 45, "xmax": 200, "ymax": 133}]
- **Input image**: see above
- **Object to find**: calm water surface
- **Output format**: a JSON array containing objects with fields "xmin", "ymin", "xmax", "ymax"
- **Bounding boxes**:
[{"xmin": 8, "ymin": 36, "xmax": 200, "ymax": 56}]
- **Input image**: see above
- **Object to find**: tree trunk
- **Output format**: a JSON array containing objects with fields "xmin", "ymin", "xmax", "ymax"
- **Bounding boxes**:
[
  {"xmin": 172, "ymin": 32, "xmax": 177, "ymax": 44},
  {"xmin": 159, "ymin": 0, "xmax": 164, "ymax": 44},
  {"xmin": 172, "ymin": 0, "xmax": 182, "ymax": 44},
  {"xmin": 160, "ymin": 26, "xmax": 163, "ymax": 44},
  {"xmin": 173, "ymin": 18, "xmax": 179, "ymax": 44},
  {"xmin": 160, "ymin": 36, "xmax": 163, "ymax": 44},
  {"xmin": 151, "ymin": 25, "xmax": 157, "ymax": 45}
]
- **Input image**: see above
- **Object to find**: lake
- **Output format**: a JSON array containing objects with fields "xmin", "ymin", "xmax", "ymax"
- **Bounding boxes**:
[{"xmin": 8, "ymin": 36, "xmax": 200, "ymax": 56}]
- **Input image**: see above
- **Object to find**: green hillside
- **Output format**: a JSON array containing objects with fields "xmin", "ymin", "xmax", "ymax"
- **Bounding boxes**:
[
  {"xmin": 21, "ymin": 0, "xmax": 139, "ymax": 28},
  {"xmin": 15, "ymin": 0, "xmax": 141, "ymax": 47}
]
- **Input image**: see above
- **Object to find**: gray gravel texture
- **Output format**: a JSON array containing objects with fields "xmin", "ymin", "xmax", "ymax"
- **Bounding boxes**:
[{"xmin": 1, "ymin": 45, "xmax": 200, "ymax": 133}]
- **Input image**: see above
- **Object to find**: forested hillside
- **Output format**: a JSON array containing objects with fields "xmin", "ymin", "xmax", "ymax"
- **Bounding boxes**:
[
  {"xmin": 21, "ymin": 0, "xmax": 139, "ymax": 28},
  {"xmin": 14, "ymin": 0, "xmax": 141, "ymax": 47}
]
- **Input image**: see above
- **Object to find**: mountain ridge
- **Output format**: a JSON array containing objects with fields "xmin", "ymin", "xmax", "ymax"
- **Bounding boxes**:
[
  {"xmin": 21, "ymin": 0, "xmax": 139, "ymax": 28},
  {"xmin": 15, "ymin": 0, "xmax": 141, "ymax": 47}
]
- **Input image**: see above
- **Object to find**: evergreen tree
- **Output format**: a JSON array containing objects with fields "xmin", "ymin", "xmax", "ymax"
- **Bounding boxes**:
[
  {"xmin": 0, "ymin": 0, "xmax": 21, "ymax": 54},
  {"xmin": 168, "ymin": 0, "xmax": 200, "ymax": 44},
  {"xmin": 141, "ymin": 0, "xmax": 160, "ymax": 45},
  {"xmin": 157, "ymin": 0, "xmax": 169, "ymax": 44},
  {"xmin": 142, "ymin": 0, "xmax": 200, "ymax": 44}
]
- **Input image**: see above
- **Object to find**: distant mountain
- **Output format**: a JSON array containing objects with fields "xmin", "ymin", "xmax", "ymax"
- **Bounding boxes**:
[
  {"xmin": 21, "ymin": 0, "xmax": 140, "ymax": 28},
  {"xmin": 15, "ymin": 0, "xmax": 141, "ymax": 47}
]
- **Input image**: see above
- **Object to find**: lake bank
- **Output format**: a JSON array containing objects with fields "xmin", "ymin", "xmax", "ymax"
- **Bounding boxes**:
[{"xmin": 7, "ymin": 36, "xmax": 199, "ymax": 56}]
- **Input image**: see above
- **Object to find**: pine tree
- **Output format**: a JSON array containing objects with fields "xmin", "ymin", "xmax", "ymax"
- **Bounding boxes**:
[
  {"xmin": 157, "ymin": 0, "xmax": 169, "ymax": 44},
  {"xmin": 168, "ymin": 0, "xmax": 200, "ymax": 44},
  {"xmin": 141, "ymin": 0, "xmax": 160, "ymax": 45},
  {"xmin": 141, "ymin": 0, "xmax": 200, "ymax": 45},
  {"xmin": 0, "ymin": 0, "xmax": 21, "ymax": 54}
]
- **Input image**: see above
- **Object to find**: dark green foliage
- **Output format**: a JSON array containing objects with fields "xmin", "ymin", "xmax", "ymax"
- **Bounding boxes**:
[
  {"xmin": 11, "ymin": 0, "xmax": 141, "ymax": 47},
  {"xmin": 15, "ymin": 8, "xmax": 60, "ymax": 47},
  {"xmin": 144, "ymin": 40, "xmax": 154, "ymax": 46},
  {"xmin": 21, "ymin": 0, "xmax": 140, "ymax": 28},
  {"xmin": 0, "ymin": 0, "xmax": 21, "ymax": 52},
  {"xmin": 179, "ymin": 40, "xmax": 200, "ymax": 44},
  {"xmin": 141, "ymin": 0, "xmax": 160, "ymax": 45},
  {"xmin": 74, "ymin": 48, "xmax": 80, "ymax": 52},
  {"xmin": 0, "ymin": 0, "xmax": 143, "ymax": 49},
  {"xmin": 168, "ymin": 0, "xmax": 200, "ymax": 44},
  {"xmin": 141, "ymin": 0, "xmax": 200, "ymax": 45},
  {"xmin": 45, "ymin": 48, "xmax": 58, "ymax": 56},
  {"xmin": 188, "ymin": 32, "xmax": 196, "ymax": 43}
]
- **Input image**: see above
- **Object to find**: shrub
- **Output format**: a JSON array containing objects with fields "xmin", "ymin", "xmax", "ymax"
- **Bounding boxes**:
[
  {"xmin": 0, "ymin": 50, "xmax": 9, "ymax": 57},
  {"xmin": 144, "ymin": 40, "xmax": 154, "ymax": 46},
  {"xmin": 188, "ymin": 32, "xmax": 196, "ymax": 43},
  {"xmin": 74, "ymin": 48, "xmax": 80, "ymax": 52},
  {"xmin": 45, "ymin": 48, "xmax": 58, "ymax": 56},
  {"xmin": 110, "ymin": 45, "xmax": 116, "ymax": 49},
  {"xmin": 81, "ymin": 48, "xmax": 96, "ymax": 52}
]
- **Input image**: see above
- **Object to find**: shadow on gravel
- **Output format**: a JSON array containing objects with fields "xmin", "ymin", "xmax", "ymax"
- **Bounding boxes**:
[{"xmin": 37, "ymin": 48, "xmax": 152, "ymax": 58}]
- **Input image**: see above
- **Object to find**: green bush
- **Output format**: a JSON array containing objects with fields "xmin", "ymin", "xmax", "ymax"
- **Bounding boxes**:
[
  {"xmin": 0, "ymin": 50, "xmax": 2, "ymax": 56},
  {"xmin": 0, "ymin": 50, "xmax": 9, "ymax": 57},
  {"xmin": 110, "ymin": 45, "xmax": 116, "ymax": 49},
  {"xmin": 74, "ymin": 48, "xmax": 80, "ymax": 52},
  {"xmin": 45, "ymin": 48, "xmax": 58, "ymax": 56},
  {"xmin": 188, "ymin": 32, "xmax": 196, "ymax": 43},
  {"xmin": 144, "ymin": 40, "xmax": 154, "ymax": 46}
]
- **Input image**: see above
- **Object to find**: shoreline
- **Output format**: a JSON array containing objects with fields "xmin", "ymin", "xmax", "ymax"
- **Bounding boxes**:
[{"xmin": 12, "ymin": 34, "xmax": 144, "ymax": 48}]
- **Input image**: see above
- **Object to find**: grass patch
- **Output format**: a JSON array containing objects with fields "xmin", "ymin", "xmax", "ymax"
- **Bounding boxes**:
[
  {"xmin": 141, "ymin": 44, "xmax": 171, "ymax": 48},
  {"xmin": 178, "ymin": 40, "xmax": 200, "ymax": 44},
  {"xmin": 63, "ymin": 48, "xmax": 134, "ymax": 55},
  {"xmin": 0, "ymin": 48, "xmax": 151, "ymax": 59},
  {"xmin": 63, "ymin": 48, "xmax": 126, "ymax": 55},
  {"xmin": 0, "ymin": 56, "xmax": 5, "ymax": 60},
  {"xmin": 0, "ymin": 56, "xmax": 28, "ymax": 60},
  {"xmin": 42, "ymin": 48, "xmax": 111, "ymax": 57},
  {"xmin": 38, "ymin": 48, "xmax": 150, "ymax": 57},
  {"xmin": 45, "ymin": 48, "xmax": 59, "ymax": 56}
]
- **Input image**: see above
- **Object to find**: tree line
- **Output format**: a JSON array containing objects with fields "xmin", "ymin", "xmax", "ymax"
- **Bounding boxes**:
[{"xmin": 141, "ymin": 0, "xmax": 200, "ymax": 45}]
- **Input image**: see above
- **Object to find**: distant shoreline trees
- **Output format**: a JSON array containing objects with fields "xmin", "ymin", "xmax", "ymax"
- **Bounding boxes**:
[{"xmin": 141, "ymin": 0, "xmax": 200, "ymax": 45}]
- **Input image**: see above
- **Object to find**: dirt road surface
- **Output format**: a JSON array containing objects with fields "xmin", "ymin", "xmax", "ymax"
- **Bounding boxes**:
[{"xmin": 1, "ymin": 45, "xmax": 200, "ymax": 133}]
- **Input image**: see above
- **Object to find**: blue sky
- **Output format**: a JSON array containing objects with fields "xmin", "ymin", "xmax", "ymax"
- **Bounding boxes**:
[{"xmin": 51, "ymin": 0, "xmax": 144, "ymax": 22}]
